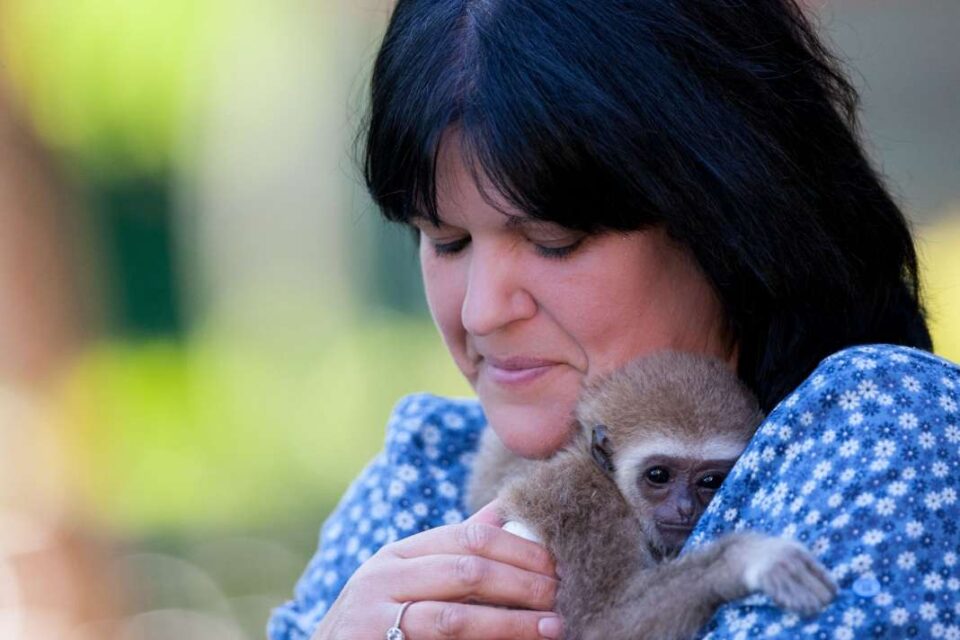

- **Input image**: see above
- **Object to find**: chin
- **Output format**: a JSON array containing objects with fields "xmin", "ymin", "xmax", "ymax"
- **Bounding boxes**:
[
  {"xmin": 645, "ymin": 537, "xmax": 680, "ymax": 561},
  {"xmin": 651, "ymin": 525, "xmax": 694, "ymax": 559},
  {"xmin": 655, "ymin": 538, "xmax": 685, "ymax": 560},
  {"xmin": 640, "ymin": 523, "xmax": 679, "ymax": 560},
  {"xmin": 484, "ymin": 404, "xmax": 576, "ymax": 459}
]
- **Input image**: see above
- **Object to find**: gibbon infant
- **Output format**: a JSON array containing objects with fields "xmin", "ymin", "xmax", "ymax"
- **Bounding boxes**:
[{"xmin": 466, "ymin": 351, "xmax": 837, "ymax": 640}]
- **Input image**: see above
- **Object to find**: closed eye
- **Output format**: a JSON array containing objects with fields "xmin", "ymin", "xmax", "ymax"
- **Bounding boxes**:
[
  {"xmin": 432, "ymin": 236, "xmax": 470, "ymax": 256},
  {"xmin": 429, "ymin": 235, "xmax": 585, "ymax": 260},
  {"xmin": 533, "ymin": 237, "xmax": 584, "ymax": 260}
]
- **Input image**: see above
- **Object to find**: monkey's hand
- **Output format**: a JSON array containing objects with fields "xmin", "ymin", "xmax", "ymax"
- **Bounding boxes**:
[{"xmin": 736, "ymin": 535, "xmax": 838, "ymax": 617}]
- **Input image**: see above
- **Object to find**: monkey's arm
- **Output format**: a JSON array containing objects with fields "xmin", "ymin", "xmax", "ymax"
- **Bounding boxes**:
[
  {"xmin": 498, "ymin": 449, "xmax": 651, "ymax": 638},
  {"xmin": 582, "ymin": 533, "xmax": 836, "ymax": 640}
]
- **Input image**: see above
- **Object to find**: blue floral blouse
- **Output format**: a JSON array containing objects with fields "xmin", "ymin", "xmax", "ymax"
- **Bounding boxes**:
[{"xmin": 268, "ymin": 344, "xmax": 960, "ymax": 639}]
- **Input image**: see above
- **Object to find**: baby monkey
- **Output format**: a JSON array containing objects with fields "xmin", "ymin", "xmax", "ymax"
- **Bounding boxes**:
[{"xmin": 466, "ymin": 351, "xmax": 837, "ymax": 640}]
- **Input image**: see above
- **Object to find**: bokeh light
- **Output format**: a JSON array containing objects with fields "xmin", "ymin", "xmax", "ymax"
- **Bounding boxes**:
[{"xmin": 0, "ymin": 1, "xmax": 956, "ymax": 638}]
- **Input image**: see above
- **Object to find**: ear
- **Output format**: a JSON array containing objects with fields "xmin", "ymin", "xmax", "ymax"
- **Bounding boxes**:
[{"xmin": 591, "ymin": 425, "xmax": 616, "ymax": 475}]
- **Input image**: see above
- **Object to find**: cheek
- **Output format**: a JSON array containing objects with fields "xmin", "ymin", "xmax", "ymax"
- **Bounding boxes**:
[
  {"xmin": 528, "ymin": 256, "xmax": 651, "ymax": 372},
  {"xmin": 552, "ymin": 233, "xmax": 724, "ymax": 377},
  {"xmin": 696, "ymin": 490, "xmax": 717, "ymax": 509},
  {"xmin": 421, "ymin": 253, "xmax": 461, "ymax": 332},
  {"xmin": 420, "ymin": 252, "xmax": 475, "ymax": 375},
  {"xmin": 630, "ymin": 481, "xmax": 655, "ymax": 506}
]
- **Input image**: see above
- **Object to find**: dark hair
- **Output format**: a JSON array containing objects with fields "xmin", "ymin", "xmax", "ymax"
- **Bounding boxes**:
[{"xmin": 362, "ymin": 0, "xmax": 932, "ymax": 413}]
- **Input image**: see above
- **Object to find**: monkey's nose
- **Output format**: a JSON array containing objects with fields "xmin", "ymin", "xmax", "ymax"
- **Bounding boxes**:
[{"xmin": 677, "ymin": 498, "xmax": 695, "ymax": 521}]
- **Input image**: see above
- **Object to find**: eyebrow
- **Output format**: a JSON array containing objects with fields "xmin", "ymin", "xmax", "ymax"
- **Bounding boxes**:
[
  {"xmin": 410, "ymin": 211, "xmax": 556, "ymax": 230},
  {"xmin": 503, "ymin": 214, "xmax": 549, "ymax": 230}
]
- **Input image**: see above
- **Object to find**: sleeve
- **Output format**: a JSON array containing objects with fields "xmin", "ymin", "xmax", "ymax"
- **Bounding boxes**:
[
  {"xmin": 266, "ymin": 393, "xmax": 486, "ymax": 640},
  {"xmin": 686, "ymin": 344, "xmax": 960, "ymax": 640}
]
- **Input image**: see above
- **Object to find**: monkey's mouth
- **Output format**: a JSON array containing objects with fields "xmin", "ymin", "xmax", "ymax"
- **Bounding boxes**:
[{"xmin": 655, "ymin": 522, "xmax": 695, "ymax": 549}]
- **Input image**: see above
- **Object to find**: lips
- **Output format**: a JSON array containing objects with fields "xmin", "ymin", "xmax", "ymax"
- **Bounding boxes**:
[
  {"xmin": 481, "ymin": 355, "xmax": 560, "ymax": 386},
  {"xmin": 485, "ymin": 355, "xmax": 559, "ymax": 370}
]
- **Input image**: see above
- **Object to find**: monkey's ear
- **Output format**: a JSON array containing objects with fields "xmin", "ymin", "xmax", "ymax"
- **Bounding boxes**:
[{"xmin": 591, "ymin": 425, "xmax": 616, "ymax": 475}]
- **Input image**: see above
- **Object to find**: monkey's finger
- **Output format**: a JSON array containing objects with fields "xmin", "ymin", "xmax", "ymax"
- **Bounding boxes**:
[
  {"xmin": 760, "ymin": 567, "xmax": 804, "ymax": 610},
  {"xmin": 779, "ymin": 573, "xmax": 823, "ymax": 616},
  {"xmin": 770, "ymin": 577, "xmax": 820, "ymax": 616},
  {"xmin": 388, "ymin": 553, "xmax": 559, "ymax": 611},
  {"xmin": 397, "ymin": 601, "xmax": 563, "ymax": 640},
  {"xmin": 800, "ymin": 555, "xmax": 839, "ymax": 597},
  {"xmin": 385, "ymin": 520, "xmax": 557, "ymax": 578},
  {"xmin": 793, "ymin": 573, "xmax": 835, "ymax": 612},
  {"xmin": 796, "ymin": 557, "xmax": 838, "ymax": 604},
  {"xmin": 766, "ymin": 559, "xmax": 829, "ymax": 616},
  {"xmin": 780, "ymin": 553, "xmax": 836, "ymax": 604}
]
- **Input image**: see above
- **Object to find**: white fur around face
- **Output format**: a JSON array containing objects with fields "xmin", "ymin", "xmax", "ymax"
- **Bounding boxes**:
[
  {"xmin": 503, "ymin": 520, "xmax": 543, "ymax": 544},
  {"xmin": 614, "ymin": 437, "xmax": 746, "ymax": 493}
]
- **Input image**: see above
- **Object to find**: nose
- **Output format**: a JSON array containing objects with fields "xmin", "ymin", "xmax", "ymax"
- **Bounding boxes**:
[
  {"xmin": 460, "ymin": 242, "xmax": 537, "ymax": 336},
  {"xmin": 676, "ymin": 492, "xmax": 695, "ymax": 523}
]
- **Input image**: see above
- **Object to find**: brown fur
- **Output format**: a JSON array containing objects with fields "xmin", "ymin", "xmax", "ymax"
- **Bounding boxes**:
[
  {"xmin": 467, "ymin": 351, "xmax": 835, "ymax": 639},
  {"xmin": 498, "ymin": 438, "xmax": 652, "ymax": 635},
  {"xmin": 575, "ymin": 350, "xmax": 763, "ymax": 448},
  {"xmin": 465, "ymin": 422, "xmax": 540, "ymax": 511}
]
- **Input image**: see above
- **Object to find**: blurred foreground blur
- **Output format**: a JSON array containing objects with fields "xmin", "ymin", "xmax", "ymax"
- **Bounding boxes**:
[{"xmin": 0, "ymin": 1, "xmax": 957, "ymax": 638}]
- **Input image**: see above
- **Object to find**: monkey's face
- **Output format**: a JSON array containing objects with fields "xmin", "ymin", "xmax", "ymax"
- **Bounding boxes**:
[
  {"xmin": 632, "ymin": 454, "xmax": 737, "ymax": 554},
  {"xmin": 592, "ymin": 425, "xmax": 745, "ymax": 556}
]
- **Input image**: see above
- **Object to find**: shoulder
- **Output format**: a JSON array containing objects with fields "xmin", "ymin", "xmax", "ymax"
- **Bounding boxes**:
[
  {"xmin": 267, "ymin": 394, "xmax": 488, "ymax": 639},
  {"xmin": 793, "ymin": 343, "xmax": 957, "ymax": 395},
  {"xmin": 383, "ymin": 393, "xmax": 487, "ymax": 467},
  {"xmin": 773, "ymin": 343, "xmax": 958, "ymax": 420},
  {"xmin": 386, "ymin": 392, "xmax": 486, "ymax": 435},
  {"xmin": 363, "ymin": 393, "xmax": 487, "ymax": 532},
  {"xmin": 692, "ymin": 345, "xmax": 960, "ymax": 637}
]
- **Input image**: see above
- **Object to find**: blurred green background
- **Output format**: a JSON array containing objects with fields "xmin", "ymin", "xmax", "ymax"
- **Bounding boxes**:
[{"xmin": 0, "ymin": 1, "xmax": 956, "ymax": 638}]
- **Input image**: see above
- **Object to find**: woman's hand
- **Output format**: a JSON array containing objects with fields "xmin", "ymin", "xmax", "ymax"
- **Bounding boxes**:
[{"xmin": 310, "ymin": 501, "xmax": 563, "ymax": 640}]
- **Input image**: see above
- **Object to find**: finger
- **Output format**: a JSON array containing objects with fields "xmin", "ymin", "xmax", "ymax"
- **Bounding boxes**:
[
  {"xmin": 781, "ymin": 574, "xmax": 820, "ymax": 616},
  {"xmin": 799, "ymin": 557, "xmax": 838, "ymax": 603},
  {"xmin": 773, "ymin": 559, "xmax": 829, "ymax": 616},
  {"xmin": 802, "ymin": 556, "xmax": 839, "ymax": 596},
  {"xmin": 468, "ymin": 499, "xmax": 504, "ymax": 526},
  {"xmin": 780, "ymin": 559, "xmax": 820, "ymax": 604},
  {"xmin": 792, "ymin": 569, "xmax": 832, "ymax": 610},
  {"xmin": 389, "ymin": 554, "xmax": 558, "ymax": 611},
  {"xmin": 385, "ymin": 519, "xmax": 556, "ymax": 578},
  {"xmin": 400, "ymin": 601, "xmax": 563, "ymax": 640}
]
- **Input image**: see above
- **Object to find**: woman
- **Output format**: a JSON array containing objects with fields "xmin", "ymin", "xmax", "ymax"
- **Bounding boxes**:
[{"xmin": 270, "ymin": 1, "xmax": 955, "ymax": 638}]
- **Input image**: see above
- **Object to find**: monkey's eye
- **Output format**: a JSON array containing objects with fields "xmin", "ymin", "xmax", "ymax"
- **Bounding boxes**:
[
  {"xmin": 645, "ymin": 467, "xmax": 670, "ymax": 484},
  {"xmin": 697, "ymin": 473, "xmax": 726, "ymax": 490}
]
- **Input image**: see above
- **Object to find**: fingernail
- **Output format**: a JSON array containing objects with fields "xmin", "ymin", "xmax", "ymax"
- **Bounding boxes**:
[{"xmin": 538, "ymin": 615, "xmax": 563, "ymax": 639}]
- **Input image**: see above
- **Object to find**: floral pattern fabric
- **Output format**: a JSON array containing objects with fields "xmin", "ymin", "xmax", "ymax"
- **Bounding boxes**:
[
  {"xmin": 267, "ymin": 395, "xmax": 486, "ymax": 640},
  {"xmin": 693, "ymin": 345, "xmax": 960, "ymax": 639},
  {"xmin": 268, "ymin": 344, "xmax": 960, "ymax": 640}
]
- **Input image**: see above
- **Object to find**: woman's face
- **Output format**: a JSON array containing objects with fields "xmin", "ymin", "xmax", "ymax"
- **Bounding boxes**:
[{"xmin": 414, "ymin": 137, "xmax": 737, "ymax": 458}]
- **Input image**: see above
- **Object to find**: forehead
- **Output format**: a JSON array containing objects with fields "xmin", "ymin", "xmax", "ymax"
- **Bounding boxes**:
[
  {"xmin": 431, "ymin": 133, "xmax": 518, "ymax": 224},
  {"xmin": 614, "ymin": 435, "xmax": 744, "ymax": 490},
  {"xmin": 618, "ymin": 436, "xmax": 746, "ymax": 463}
]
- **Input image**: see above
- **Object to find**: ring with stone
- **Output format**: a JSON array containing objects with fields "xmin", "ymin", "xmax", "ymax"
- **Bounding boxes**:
[{"xmin": 385, "ymin": 601, "xmax": 413, "ymax": 640}]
